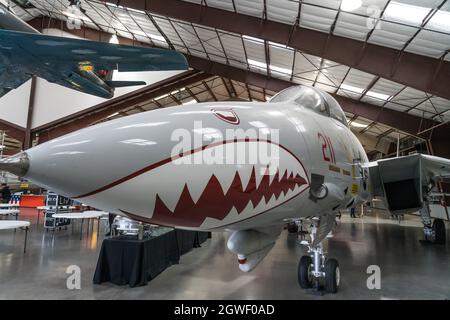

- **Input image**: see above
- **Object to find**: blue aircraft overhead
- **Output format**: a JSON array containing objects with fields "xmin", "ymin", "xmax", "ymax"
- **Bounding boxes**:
[{"xmin": 0, "ymin": 2, "xmax": 188, "ymax": 98}]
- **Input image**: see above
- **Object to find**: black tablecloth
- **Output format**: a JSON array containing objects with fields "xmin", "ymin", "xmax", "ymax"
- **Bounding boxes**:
[{"xmin": 93, "ymin": 229, "xmax": 210, "ymax": 287}]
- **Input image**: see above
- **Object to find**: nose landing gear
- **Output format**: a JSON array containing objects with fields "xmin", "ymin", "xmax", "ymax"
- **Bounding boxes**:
[{"xmin": 297, "ymin": 222, "xmax": 340, "ymax": 294}]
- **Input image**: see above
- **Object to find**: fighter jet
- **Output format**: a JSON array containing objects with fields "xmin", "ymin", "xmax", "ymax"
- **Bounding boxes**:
[
  {"xmin": 1, "ymin": 85, "xmax": 449, "ymax": 294},
  {"xmin": 0, "ymin": 0, "xmax": 187, "ymax": 98}
]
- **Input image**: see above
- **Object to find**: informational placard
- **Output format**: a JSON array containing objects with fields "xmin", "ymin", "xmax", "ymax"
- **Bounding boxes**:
[{"xmin": 44, "ymin": 192, "xmax": 72, "ymax": 229}]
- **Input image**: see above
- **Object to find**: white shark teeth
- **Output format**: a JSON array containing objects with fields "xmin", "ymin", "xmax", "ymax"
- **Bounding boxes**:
[
  {"xmin": 213, "ymin": 164, "xmax": 239, "ymax": 194},
  {"xmin": 236, "ymin": 164, "xmax": 253, "ymax": 191}
]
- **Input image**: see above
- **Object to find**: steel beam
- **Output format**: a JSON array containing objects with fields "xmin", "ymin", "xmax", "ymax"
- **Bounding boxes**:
[
  {"xmin": 113, "ymin": 0, "xmax": 450, "ymax": 100},
  {"xmin": 23, "ymin": 76, "xmax": 36, "ymax": 150},
  {"xmin": 0, "ymin": 120, "xmax": 25, "ymax": 144}
]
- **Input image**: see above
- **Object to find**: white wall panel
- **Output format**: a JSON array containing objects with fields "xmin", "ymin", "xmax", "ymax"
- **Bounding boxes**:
[
  {"xmin": 0, "ymin": 79, "xmax": 31, "ymax": 128},
  {"xmin": 30, "ymin": 70, "xmax": 183, "ymax": 129}
]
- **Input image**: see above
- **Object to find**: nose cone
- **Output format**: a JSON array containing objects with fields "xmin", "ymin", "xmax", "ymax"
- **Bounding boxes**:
[{"xmin": 0, "ymin": 152, "xmax": 30, "ymax": 177}]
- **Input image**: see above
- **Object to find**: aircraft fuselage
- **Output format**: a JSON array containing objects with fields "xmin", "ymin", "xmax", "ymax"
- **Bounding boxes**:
[{"xmin": 18, "ymin": 97, "xmax": 369, "ymax": 231}]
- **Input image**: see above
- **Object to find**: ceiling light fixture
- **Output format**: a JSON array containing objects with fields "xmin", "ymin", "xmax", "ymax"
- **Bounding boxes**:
[
  {"xmin": 350, "ymin": 121, "xmax": 368, "ymax": 128},
  {"xmin": 340, "ymin": 83, "xmax": 364, "ymax": 93},
  {"xmin": 109, "ymin": 34, "xmax": 119, "ymax": 44},
  {"xmin": 341, "ymin": 0, "xmax": 362, "ymax": 12},
  {"xmin": 427, "ymin": 10, "xmax": 450, "ymax": 33},
  {"xmin": 149, "ymin": 33, "xmax": 167, "ymax": 43},
  {"xmin": 243, "ymin": 35, "xmax": 264, "ymax": 43},
  {"xmin": 383, "ymin": 1, "xmax": 430, "ymax": 26},
  {"xmin": 366, "ymin": 91, "xmax": 391, "ymax": 101},
  {"xmin": 107, "ymin": 112, "xmax": 119, "ymax": 118},
  {"xmin": 248, "ymin": 59, "xmax": 267, "ymax": 70},
  {"xmin": 182, "ymin": 99, "xmax": 197, "ymax": 105},
  {"xmin": 270, "ymin": 65, "xmax": 293, "ymax": 75}
]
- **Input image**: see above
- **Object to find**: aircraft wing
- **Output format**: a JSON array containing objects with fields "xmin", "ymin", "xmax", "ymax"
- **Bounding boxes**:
[
  {"xmin": 366, "ymin": 154, "xmax": 450, "ymax": 214},
  {"xmin": 0, "ymin": 65, "xmax": 31, "ymax": 99},
  {"xmin": 419, "ymin": 154, "xmax": 450, "ymax": 180},
  {"xmin": 0, "ymin": 29, "xmax": 188, "ymax": 73}
]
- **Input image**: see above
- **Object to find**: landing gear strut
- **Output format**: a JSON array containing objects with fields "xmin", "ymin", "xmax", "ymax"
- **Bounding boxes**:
[{"xmin": 297, "ymin": 223, "xmax": 340, "ymax": 294}]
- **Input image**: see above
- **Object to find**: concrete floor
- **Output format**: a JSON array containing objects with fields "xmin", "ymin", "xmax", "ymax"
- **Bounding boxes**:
[{"xmin": 0, "ymin": 208, "xmax": 449, "ymax": 300}]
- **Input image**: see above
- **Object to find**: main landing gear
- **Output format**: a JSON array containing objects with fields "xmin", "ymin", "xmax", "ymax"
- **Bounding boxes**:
[
  {"xmin": 423, "ymin": 219, "xmax": 446, "ymax": 244},
  {"xmin": 420, "ymin": 203, "xmax": 446, "ymax": 245},
  {"xmin": 296, "ymin": 222, "xmax": 340, "ymax": 294}
]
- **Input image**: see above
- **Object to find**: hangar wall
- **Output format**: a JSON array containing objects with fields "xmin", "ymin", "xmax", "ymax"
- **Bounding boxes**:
[{"xmin": 0, "ymin": 79, "xmax": 31, "ymax": 128}]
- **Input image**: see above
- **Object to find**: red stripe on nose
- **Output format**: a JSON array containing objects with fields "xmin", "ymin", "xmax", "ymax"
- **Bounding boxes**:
[{"xmin": 238, "ymin": 258, "xmax": 247, "ymax": 264}]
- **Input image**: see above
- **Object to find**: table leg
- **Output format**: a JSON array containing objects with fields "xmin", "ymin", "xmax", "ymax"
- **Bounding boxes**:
[
  {"xmin": 24, "ymin": 227, "xmax": 28, "ymax": 253},
  {"xmin": 97, "ymin": 217, "xmax": 100, "ymax": 237},
  {"xmin": 37, "ymin": 210, "xmax": 39, "ymax": 225},
  {"xmin": 80, "ymin": 218, "xmax": 84, "ymax": 240}
]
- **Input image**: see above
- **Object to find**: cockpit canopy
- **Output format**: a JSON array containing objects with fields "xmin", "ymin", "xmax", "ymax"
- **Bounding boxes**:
[{"xmin": 269, "ymin": 85, "xmax": 347, "ymax": 126}]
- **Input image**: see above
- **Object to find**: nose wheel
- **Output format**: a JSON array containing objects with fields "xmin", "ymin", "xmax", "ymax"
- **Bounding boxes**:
[
  {"xmin": 297, "ymin": 254, "xmax": 340, "ymax": 294},
  {"xmin": 297, "ymin": 220, "xmax": 340, "ymax": 294},
  {"xmin": 297, "ymin": 255, "xmax": 313, "ymax": 289},
  {"xmin": 324, "ymin": 258, "xmax": 340, "ymax": 293}
]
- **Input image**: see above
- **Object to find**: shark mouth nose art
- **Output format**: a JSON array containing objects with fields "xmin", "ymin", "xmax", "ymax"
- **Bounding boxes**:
[{"xmin": 74, "ymin": 140, "xmax": 310, "ymax": 229}]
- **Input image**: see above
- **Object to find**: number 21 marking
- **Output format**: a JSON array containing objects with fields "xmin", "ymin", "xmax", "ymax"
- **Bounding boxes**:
[{"xmin": 318, "ymin": 132, "xmax": 336, "ymax": 164}]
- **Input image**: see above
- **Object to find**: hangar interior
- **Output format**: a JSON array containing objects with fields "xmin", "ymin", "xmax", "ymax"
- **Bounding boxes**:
[{"xmin": 0, "ymin": 0, "xmax": 449, "ymax": 299}]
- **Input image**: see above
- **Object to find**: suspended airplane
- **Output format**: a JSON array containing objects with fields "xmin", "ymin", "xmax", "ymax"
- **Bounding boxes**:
[
  {"xmin": 1, "ymin": 84, "xmax": 449, "ymax": 294},
  {"xmin": 0, "ymin": 0, "xmax": 188, "ymax": 98}
]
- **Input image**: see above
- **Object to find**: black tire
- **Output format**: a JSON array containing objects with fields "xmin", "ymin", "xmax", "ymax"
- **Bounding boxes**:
[
  {"xmin": 432, "ymin": 219, "xmax": 446, "ymax": 244},
  {"xmin": 288, "ymin": 222, "xmax": 298, "ymax": 233},
  {"xmin": 298, "ymin": 255, "xmax": 313, "ymax": 289},
  {"xmin": 324, "ymin": 259, "xmax": 340, "ymax": 294}
]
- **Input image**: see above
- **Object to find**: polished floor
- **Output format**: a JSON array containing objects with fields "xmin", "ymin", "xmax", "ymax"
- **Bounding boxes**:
[{"xmin": 0, "ymin": 208, "xmax": 449, "ymax": 300}]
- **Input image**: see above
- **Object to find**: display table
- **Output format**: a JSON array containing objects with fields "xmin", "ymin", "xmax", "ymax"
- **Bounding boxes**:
[
  {"xmin": 0, "ymin": 209, "xmax": 20, "ymax": 219},
  {"xmin": 52, "ymin": 211, "xmax": 108, "ymax": 239},
  {"xmin": 37, "ymin": 206, "xmax": 76, "ymax": 210},
  {"xmin": 175, "ymin": 229, "xmax": 210, "ymax": 255},
  {"xmin": 0, "ymin": 204, "xmax": 20, "ymax": 208},
  {"xmin": 93, "ymin": 229, "xmax": 210, "ymax": 287},
  {"xmin": 0, "ymin": 220, "xmax": 30, "ymax": 252}
]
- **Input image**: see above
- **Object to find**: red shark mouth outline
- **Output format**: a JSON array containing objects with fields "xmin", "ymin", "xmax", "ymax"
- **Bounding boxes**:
[
  {"xmin": 73, "ymin": 139, "xmax": 309, "ymax": 228},
  {"xmin": 122, "ymin": 165, "xmax": 308, "ymax": 228},
  {"xmin": 211, "ymin": 108, "xmax": 240, "ymax": 125}
]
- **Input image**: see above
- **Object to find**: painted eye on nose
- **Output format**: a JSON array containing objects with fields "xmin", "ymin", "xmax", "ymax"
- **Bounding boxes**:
[{"xmin": 211, "ymin": 109, "xmax": 240, "ymax": 125}]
